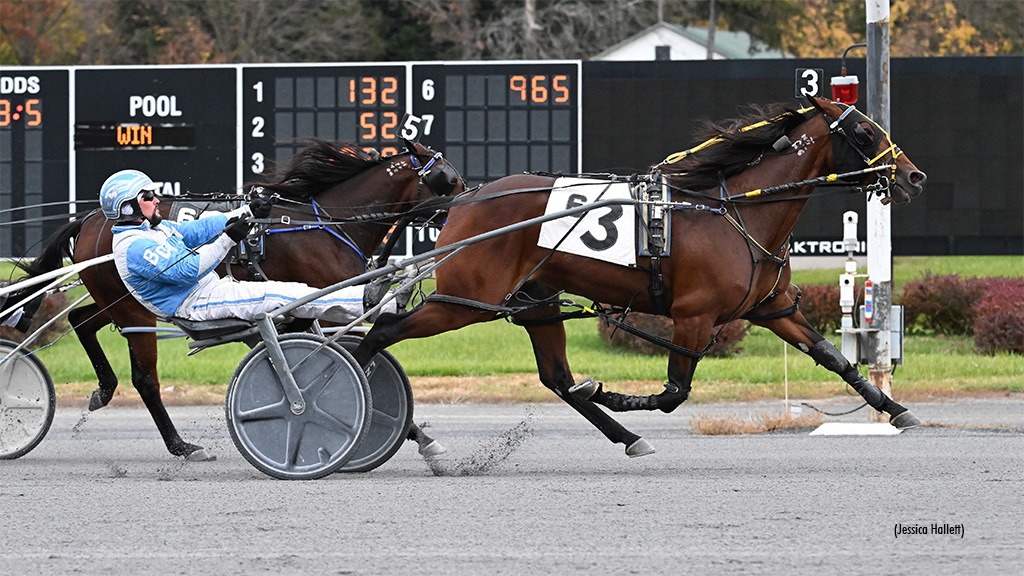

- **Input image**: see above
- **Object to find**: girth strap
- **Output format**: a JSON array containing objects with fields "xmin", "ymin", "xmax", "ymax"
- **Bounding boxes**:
[
  {"xmin": 648, "ymin": 255, "xmax": 669, "ymax": 317},
  {"xmin": 742, "ymin": 286, "xmax": 802, "ymax": 322},
  {"xmin": 597, "ymin": 311, "xmax": 707, "ymax": 360},
  {"xmin": 423, "ymin": 294, "xmax": 526, "ymax": 316}
]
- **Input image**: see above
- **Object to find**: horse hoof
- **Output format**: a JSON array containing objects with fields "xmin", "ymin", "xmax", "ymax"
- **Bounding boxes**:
[
  {"xmin": 185, "ymin": 448, "xmax": 217, "ymax": 462},
  {"xmin": 890, "ymin": 410, "xmax": 923, "ymax": 430},
  {"xmin": 625, "ymin": 438, "xmax": 655, "ymax": 458},
  {"xmin": 362, "ymin": 277, "xmax": 391, "ymax": 310},
  {"xmin": 88, "ymin": 388, "xmax": 113, "ymax": 412},
  {"xmin": 568, "ymin": 377, "xmax": 600, "ymax": 401},
  {"xmin": 418, "ymin": 439, "xmax": 446, "ymax": 457}
]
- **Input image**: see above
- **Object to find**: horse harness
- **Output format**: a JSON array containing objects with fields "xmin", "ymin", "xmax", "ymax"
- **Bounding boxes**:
[{"xmin": 426, "ymin": 103, "xmax": 903, "ymax": 359}]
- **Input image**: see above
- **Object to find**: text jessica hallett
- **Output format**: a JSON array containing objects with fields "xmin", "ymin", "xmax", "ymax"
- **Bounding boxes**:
[{"xmin": 894, "ymin": 523, "xmax": 965, "ymax": 538}]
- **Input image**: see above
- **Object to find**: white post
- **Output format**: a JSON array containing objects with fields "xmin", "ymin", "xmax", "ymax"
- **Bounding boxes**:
[{"xmin": 866, "ymin": 0, "xmax": 892, "ymax": 421}]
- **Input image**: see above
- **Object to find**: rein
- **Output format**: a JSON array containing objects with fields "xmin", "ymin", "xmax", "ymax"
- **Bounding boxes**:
[{"xmin": 265, "ymin": 198, "xmax": 368, "ymax": 265}]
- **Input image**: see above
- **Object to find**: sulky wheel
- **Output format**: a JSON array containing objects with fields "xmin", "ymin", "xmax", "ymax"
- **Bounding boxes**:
[
  {"xmin": 0, "ymin": 339, "xmax": 56, "ymax": 460},
  {"xmin": 226, "ymin": 334, "xmax": 371, "ymax": 480},
  {"xmin": 336, "ymin": 336, "xmax": 413, "ymax": 473}
]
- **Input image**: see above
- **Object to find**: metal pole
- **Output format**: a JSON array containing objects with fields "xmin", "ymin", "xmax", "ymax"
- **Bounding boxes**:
[{"xmin": 866, "ymin": 0, "xmax": 892, "ymax": 421}]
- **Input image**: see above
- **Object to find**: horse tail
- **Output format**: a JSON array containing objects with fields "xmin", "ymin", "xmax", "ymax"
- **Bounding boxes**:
[
  {"xmin": 16, "ymin": 216, "xmax": 86, "ymax": 277},
  {"xmin": 1, "ymin": 216, "xmax": 86, "ymax": 332}
]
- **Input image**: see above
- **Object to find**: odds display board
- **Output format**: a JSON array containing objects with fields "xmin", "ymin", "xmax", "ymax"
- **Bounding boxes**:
[
  {"xmin": 74, "ymin": 67, "xmax": 237, "ymax": 208},
  {"xmin": 242, "ymin": 64, "xmax": 407, "ymax": 181},
  {"xmin": 0, "ymin": 69, "xmax": 69, "ymax": 257},
  {"xmin": 410, "ymin": 62, "xmax": 580, "ymax": 186},
  {"xmin": 0, "ymin": 62, "xmax": 582, "ymax": 258}
]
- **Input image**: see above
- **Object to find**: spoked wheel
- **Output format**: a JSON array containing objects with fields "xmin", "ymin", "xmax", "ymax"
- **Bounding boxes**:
[
  {"xmin": 226, "ymin": 334, "xmax": 371, "ymax": 480},
  {"xmin": 0, "ymin": 339, "xmax": 56, "ymax": 460},
  {"xmin": 336, "ymin": 336, "xmax": 413, "ymax": 473}
]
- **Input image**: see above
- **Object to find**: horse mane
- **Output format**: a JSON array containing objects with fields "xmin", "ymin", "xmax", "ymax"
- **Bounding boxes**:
[
  {"xmin": 659, "ymin": 104, "xmax": 818, "ymax": 191},
  {"xmin": 256, "ymin": 139, "xmax": 384, "ymax": 199}
]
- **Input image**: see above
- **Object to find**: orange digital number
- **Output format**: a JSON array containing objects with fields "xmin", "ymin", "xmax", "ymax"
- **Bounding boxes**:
[
  {"xmin": 531, "ymin": 76, "xmax": 548, "ymax": 103},
  {"xmin": 379, "ymin": 146, "xmax": 398, "ymax": 157},
  {"xmin": 510, "ymin": 75, "xmax": 527, "ymax": 102},
  {"xmin": 381, "ymin": 111, "xmax": 398, "ymax": 140},
  {"xmin": 348, "ymin": 79, "xmax": 356, "ymax": 103},
  {"xmin": 360, "ymin": 112, "xmax": 376, "ymax": 140},
  {"xmin": 553, "ymin": 75, "xmax": 569, "ymax": 103},
  {"xmin": 381, "ymin": 77, "xmax": 398, "ymax": 105},
  {"xmin": 0, "ymin": 99, "xmax": 9, "ymax": 126},
  {"xmin": 361, "ymin": 77, "xmax": 376, "ymax": 105},
  {"xmin": 26, "ymin": 98, "xmax": 41, "ymax": 126}
]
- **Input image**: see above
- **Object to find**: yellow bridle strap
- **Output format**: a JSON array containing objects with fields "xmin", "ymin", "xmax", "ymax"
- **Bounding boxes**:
[
  {"xmin": 863, "ymin": 120, "xmax": 905, "ymax": 166},
  {"xmin": 868, "ymin": 143, "xmax": 901, "ymax": 166},
  {"xmin": 662, "ymin": 106, "xmax": 816, "ymax": 165}
]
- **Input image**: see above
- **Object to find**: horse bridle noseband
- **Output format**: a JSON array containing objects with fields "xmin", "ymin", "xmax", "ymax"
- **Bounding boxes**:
[
  {"xmin": 823, "ymin": 104, "xmax": 903, "ymax": 200},
  {"xmin": 409, "ymin": 149, "xmax": 463, "ymax": 197}
]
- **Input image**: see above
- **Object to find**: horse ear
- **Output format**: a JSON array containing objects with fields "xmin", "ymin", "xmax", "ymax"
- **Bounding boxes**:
[
  {"xmin": 403, "ymin": 138, "xmax": 418, "ymax": 153},
  {"xmin": 806, "ymin": 96, "xmax": 828, "ymax": 114}
]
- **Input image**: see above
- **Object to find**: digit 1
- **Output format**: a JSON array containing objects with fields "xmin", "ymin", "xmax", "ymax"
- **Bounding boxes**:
[{"xmin": 252, "ymin": 81, "xmax": 263, "ymax": 103}]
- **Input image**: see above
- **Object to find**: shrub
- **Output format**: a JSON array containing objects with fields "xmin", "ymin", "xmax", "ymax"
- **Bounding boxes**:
[
  {"xmin": 0, "ymin": 292, "xmax": 70, "ymax": 347},
  {"xmin": 795, "ymin": 283, "xmax": 844, "ymax": 334},
  {"xmin": 899, "ymin": 272, "xmax": 983, "ymax": 335},
  {"xmin": 596, "ymin": 310, "xmax": 749, "ymax": 358},
  {"xmin": 972, "ymin": 277, "xmax": 1024, "ymax": 355}
]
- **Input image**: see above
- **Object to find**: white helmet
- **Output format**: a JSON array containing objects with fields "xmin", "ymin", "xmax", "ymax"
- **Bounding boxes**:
[{"xmin": 100, "ymin": 170, "xmax": 160, "ymax": 220}]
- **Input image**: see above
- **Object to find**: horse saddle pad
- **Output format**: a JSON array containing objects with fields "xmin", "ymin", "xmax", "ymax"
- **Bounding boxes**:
[
  {"xmin": 538, "ymin": 177, "xmax": 637, "ymax": 267},
  {"xmin": 167, "ymin": 200, "xmax": 240, "ymax": 222}
]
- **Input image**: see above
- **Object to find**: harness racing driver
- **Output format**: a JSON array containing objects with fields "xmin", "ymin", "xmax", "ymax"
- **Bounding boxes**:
[{"xmin": 101, "ymin": 169, "xmax": 396, "ymax": 325}]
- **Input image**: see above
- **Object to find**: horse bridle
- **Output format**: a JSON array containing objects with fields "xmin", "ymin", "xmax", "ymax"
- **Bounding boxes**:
[
  {"xmin": 408, "ymin": 148, "xmax": 463, "ymax": 197},
  {"xmin": 823, "ymin": 103, "xmax": 903, "ymax": 201}
]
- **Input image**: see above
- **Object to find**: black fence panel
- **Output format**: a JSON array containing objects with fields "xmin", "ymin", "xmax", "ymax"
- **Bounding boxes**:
[{"xmin": 582, "ymin": 57, "xmax": 1023, "ymax": 255}]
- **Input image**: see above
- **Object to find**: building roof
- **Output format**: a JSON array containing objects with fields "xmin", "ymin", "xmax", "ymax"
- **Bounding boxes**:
[{"xmin": 592, "ymin": 21, "xmax": 791, "ymax": 61}]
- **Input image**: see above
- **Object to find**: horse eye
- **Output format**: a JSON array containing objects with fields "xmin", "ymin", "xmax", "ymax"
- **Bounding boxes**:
[{"xmin": 853, "ymin": 124, "xmax": 873, "ymax": 146}]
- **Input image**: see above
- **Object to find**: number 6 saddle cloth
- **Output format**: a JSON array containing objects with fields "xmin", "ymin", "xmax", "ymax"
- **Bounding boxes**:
[{"xmin": 538, "ymin": 176, "xmax": 676, "ymax": 268}]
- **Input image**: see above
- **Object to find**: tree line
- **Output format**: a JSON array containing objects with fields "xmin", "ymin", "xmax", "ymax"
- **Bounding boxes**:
[{"xmin": 2, "ymin": 0, "xmax": 1021, "ymax": 66}]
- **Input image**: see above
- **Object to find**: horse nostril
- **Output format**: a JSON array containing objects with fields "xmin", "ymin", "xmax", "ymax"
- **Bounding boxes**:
[{"xmin": 910, "ymin": 170, "xmax": 927, "ymax": 186}]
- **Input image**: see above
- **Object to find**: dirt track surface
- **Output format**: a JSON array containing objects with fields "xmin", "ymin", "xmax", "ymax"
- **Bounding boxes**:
[{"xmin": 1, "ymin": 399, "xmax": 1022, "ymax": 575}]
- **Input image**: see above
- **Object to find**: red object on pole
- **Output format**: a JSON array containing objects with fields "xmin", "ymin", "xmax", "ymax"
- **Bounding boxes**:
[{"xmin": 831, "ymin": 75, "xmax": 859, "ymax": 103}]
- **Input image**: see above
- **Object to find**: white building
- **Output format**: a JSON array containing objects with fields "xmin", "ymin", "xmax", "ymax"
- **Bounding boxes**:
[{"xmin": 593, "ymin": 21, "xmax": 790, "ymax": 61}]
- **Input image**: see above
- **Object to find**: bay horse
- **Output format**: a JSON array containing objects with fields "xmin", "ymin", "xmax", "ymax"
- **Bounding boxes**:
[
  {"xmin": 352, "ymin": 97, "xmax": 927, "ymax": 456},
  {"xmin": 13, "ymin": 139, "xmax": 462, "ymax": 460}
]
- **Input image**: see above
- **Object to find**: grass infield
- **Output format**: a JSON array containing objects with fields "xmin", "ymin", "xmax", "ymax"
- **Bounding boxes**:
[{"xmin": 4, "ymin": 256, "xmax": 1021, "ymax": 406}]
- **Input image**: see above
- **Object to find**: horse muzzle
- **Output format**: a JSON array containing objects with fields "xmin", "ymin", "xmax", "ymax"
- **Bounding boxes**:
[
  {"xmin": 890, "ymin": 167, "xmax": 927, "ymax": 205},
  {"xmin": 897, "ymin": 166, "xmax": 929, "ymax": 203}
]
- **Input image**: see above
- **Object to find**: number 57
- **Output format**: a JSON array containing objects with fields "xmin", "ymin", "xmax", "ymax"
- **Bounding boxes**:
[{"xmin": 400, "ymin": 113, "xmax": 435, "ymax": 141}]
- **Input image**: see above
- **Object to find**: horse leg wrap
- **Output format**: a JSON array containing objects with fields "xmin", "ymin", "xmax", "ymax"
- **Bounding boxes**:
[
  {"xmin": 808, "ymin": 340, "xmax": 887, "ymax": 412},
  {"xmin": 654, "ymin": 382, "xmax": 690, "ymax": 414},
  {"xmin": 589, "ymin": 382, "xmax": 689, "ymax": 413}
]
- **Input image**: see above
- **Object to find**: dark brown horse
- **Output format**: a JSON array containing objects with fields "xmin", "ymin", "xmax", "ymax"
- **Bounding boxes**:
[
  {"xmin": 15, "ymin": 139, "xmax": 462, "ymax": 460},
  {"xmin": 352, "ymin": 98, "xmax": 927, "ymax": 456}
]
